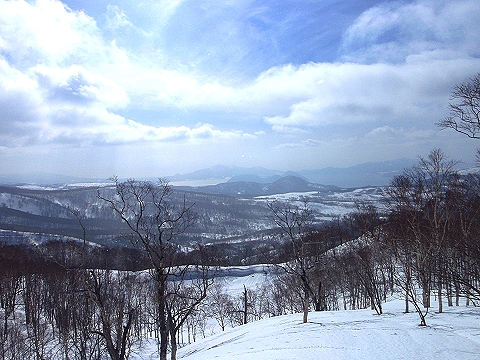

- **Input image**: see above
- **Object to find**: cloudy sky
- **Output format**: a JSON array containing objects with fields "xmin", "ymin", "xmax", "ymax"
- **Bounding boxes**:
[{"xmin": 1, "ymin": 0, "xmax": 480, "ymax": 179}]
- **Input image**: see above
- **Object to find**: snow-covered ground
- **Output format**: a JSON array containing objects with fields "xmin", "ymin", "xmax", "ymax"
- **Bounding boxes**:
[
  {"xmin": 214, "ymin": 264, "xmax": 271, "ymax": 295},
  {"xmin": 130, "ymin": 265, "xmax": 480, "ymax": 360},
  {"xmin": 255, "ymin": 187, "xmax": 385, "ymax": 221},
  {"xmin": 0, "ymin": 192, "xmax": 46, "ymax": 215},
  {"xmin": 173, "ymin": 300, "xmax": 480, "ymax": 360}
]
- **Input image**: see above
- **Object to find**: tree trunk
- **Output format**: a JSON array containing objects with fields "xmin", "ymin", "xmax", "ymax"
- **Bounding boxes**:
[
  {"xmin": 455, "ymin": 281, "xmax": 460, "ymax": 306},
  {"xmin": 119, "ymin": 310, "xmax": 134, "ymax": 360},
  {"xmin": 447, "ymin": 282, "xmax": 453, "ymax": 307},
  {"xmin": 422, "ymin": 280, "xmax": 431, "ymax": 309},
  {"xmin": 243, "ymin": 285, "xmax": 248, "ymax": 325},
  {"xmin": 303, "ymin": 282, "xmax": 309, "ymax": 323},
  {"xmin": 315, "ymin": 281, "xmax": 322, "ymax": 311},
  {"xmin": 438, "ymin": 282, "xmax": 443, "ymax": 313},
  {"xmin": 170, "ymin": 330, "xmax": 177, "ymax": 360},
  {"xmin": 157, "ymin": 273, "xmax": 168, "ymax": 360}
]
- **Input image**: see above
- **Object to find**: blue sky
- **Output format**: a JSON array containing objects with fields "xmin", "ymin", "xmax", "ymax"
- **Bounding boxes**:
[{"xmin": 1, "ymin": 0, "xmax": 480, "ymax": 179}]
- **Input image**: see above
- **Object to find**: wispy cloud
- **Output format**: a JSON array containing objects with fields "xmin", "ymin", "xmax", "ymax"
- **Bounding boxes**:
[{"xmin": 341, "ymin": 0, "xmax": 480, "ymax": 63}]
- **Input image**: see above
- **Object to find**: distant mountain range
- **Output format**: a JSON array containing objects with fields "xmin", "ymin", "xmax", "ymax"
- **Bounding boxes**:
[
  {"xmin": 168, "ymin": 159, "xmax": 419, "ymax": 188},
  {"xmin": 167, "ymin": 165, "xmax": 285, "ymax": 184},
  {"xmin": 4, "ymin": 158, "xmax": 474, "ymax": 189},
  {"xmin": 175, "ymin": 175, "xmax": 341, "ymax": 197}
]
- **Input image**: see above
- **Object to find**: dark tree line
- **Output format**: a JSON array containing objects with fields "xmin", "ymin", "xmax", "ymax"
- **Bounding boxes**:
[{"xmin": 0, "ymin": 252, "xmax": 219, "ymax": 359}]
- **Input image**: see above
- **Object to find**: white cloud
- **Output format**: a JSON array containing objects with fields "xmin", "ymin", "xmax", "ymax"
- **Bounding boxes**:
[
  {"xmin": 0, "ymin": 56, "xmax": 252, "ymax": 147},
  {"xmin": 149, "ymin": 0, "xmax": 186, "ymax": 23},
  {"xmin": 0, "ymin": 57, "xmax": 45, "ymax": 142},
  {"xmin": 0, "ymin": 0, "xmax": 255, "ymax": 147},
  {"xmin": 31, "ymin": 64, "xmax": 129, "ymax": 109},
  {"xmin": 262, "ymin": 57, "xmax": 480, "ymax": 130},
  {"xmin": 105, "ymin": 4, "xmax": 152, "ymax": 39},
  {"xmin": 0, "ymin": 0, "xmax": 100, "ymax": 68},
  {"xmin": 1, "ymin": 0, "xmax": 480, "ymax": 177},
  {"xmin": 341, "ymin": 0, "xmax": 480, "ymax": 63},
  {"xmin": 105, "ymin": 5, "xmax": 131, "ymax": 30}
]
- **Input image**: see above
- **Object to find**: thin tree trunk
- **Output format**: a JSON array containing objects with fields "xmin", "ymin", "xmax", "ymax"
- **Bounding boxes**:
[
  {"xmin": 438, "ymin": 282, "xmax": 443, "ymax": 313},
  {"xmin": 447, "ymin": 282, "xmax": 453, "ymax": 307},
  {"xmin": 303, "ymin": 282, "xmax": 309, "ymax": 323},
  {"xmin": 170, "ymin": 331, "xmax": 177, "ymax": 360},
  {"xmin": 157, "ymin": 273, "xmax": 168, "ymax": 360},
  {"xmin": 243, "ymin": 285, "xmax": 248, "ymax": 325}
]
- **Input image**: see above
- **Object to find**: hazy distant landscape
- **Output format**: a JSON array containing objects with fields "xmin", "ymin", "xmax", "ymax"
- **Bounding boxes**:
[
  {"xmin": 0, "ymin": 158, "xmax": 420, "ymax": 188},
  {"xmin": 0, "ymin": 171, "xmax": 384, "ymax": 256},
  {"xmin": 0, "ymin": 159, "xmax": 404, "ymax": 262},
  {"xmin": 1, "ymin": 160, "xmax": 480, "ymax": 359}
]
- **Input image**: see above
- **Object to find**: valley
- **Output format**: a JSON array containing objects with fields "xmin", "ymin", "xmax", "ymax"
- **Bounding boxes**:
[{"xmin": 0, "ymin": 178, "xmax": 384, "ymax": 246}]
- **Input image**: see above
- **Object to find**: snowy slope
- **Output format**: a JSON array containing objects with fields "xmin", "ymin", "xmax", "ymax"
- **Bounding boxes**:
[
  {"xmin": 130, "ymin": 265, "xmax": 480, "ymax": 360},
  {"xmin": 176, "ymin": 300, "xmax": 480, "ymax": 360}
]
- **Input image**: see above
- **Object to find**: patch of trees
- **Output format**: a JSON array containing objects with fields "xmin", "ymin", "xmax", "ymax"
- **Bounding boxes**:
[
  {"xmin": 97, "ymin": 178, "xmax": 217, "ymax": 360},
  {"xmin": 260, "ymin": 149, "xmax": 480, "ymax": 326},
  {"xmin": 0, "ymin": 254, "xmax": 219, "ymax": 359},
  {"xmin": 0, "ymin": 239, "xmax": 150, "ymax": 271},
  {"xmin": 0, "ymin": 266, "xmax": 158, "ymax": 359},
  {"xmin": 0, "ymin": 178, "xmax": 221, "ymax": 360}
]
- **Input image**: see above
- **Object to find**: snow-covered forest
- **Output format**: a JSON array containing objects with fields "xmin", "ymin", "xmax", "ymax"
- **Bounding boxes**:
[{"xmin": 0, "ymin": 149, "xmax": 480, "ymax": 359}]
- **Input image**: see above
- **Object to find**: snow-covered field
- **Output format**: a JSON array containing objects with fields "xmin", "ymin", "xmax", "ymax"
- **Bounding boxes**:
[
  {"xmin": 255, "ymin": 187, "xmax": 385, "ymax": 221},
  {"xmin": 130, "ymin": 265, "xmax": 480, "ymax": 360}
]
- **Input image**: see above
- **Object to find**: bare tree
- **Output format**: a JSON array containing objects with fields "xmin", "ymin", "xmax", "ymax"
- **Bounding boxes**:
[
  {"xmin": 23, "ymin": 273, "xmax": 52, "ymax": 360},
  {"xmin": 267, "ymin": 200, "xmax": 315, "ymax": 323},
  {"xmin": 436, "ymin": 95, "xmax": 480, "ymax": 305},
  {"xmin": 437, "ymin": 73, "xmax": 480, "ymax": 139},
  {"xmin": 165, "ymin": 245, "xmax": 216, "ymax": 360},
  {"xmin": 443, "ymin": 173, "xmax": 480, "ymax": 303},
  {"xmin": 0, "ymin": 269, "xmax": 25, "ymax": 360},
  {"xmin": 98, "ymin": 177, "xmax": 196, "ymax": 360},
  {"xmin": 85, "ymin": 270, "xmax": 137, "ymax": 360},
  {"xmin": 205, "ymin": 282, "xmax": 234, "ymax": 331},
  {"xmin": 384, "ymin": 149, "xmax": 459, "ymax": 324},
  {"xmin": 346, "ymin": 204, "xmax": 389, "ymax": 315}
]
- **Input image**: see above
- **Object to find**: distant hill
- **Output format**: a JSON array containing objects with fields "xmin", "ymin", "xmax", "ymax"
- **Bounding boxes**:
[
  {"xmin": 175, "ymin": 175, "xmax": 341, "ymax": 196},
  {"xmin": 2, "ymin": 159, "xmax": 474, "ymax": 189},
  {"xmin": 168, "ymin": 165, "xmax": 283, "ymax": 183}
]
